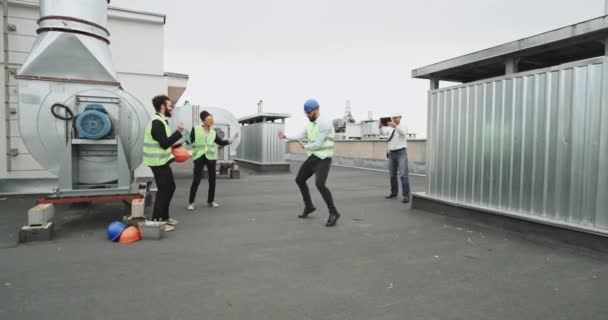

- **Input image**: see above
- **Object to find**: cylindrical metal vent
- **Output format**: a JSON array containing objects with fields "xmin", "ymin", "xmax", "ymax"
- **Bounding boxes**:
[
  {"xmin": 17, "ymin": 0, "xmax": 119, "ymax": 85},
  {"xmin": 38, "ymin": 0, "xmax": 111, "ymax": 44},
  {"xmin": 15, "ymin": 0, "xmax": 149, "ymax": 185}
]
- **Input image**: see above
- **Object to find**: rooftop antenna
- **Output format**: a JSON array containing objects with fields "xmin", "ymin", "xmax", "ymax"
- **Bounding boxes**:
[{"xmin": 343, "ymin": 100, "xmax": 355, "ymax": 123}]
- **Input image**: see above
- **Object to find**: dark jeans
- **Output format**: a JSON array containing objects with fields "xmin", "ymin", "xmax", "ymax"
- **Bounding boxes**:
[
  {"xmin": 389, "ymin": 148, "xmax": 411, "ymax": 198},
  {"xmin": 189, "ymin": 155, "xmax": 217, "ymax": 204},
  {"xmin": 295, "ymin": 155, "xmax": 338, "ymax": 214},
  {"xmin": 150, "ymin": 164, "xmax": 176, "ymax": 221}
]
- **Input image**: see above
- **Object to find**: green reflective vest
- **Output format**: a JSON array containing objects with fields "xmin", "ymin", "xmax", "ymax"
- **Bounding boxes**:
[
  {"xmin": 306, "ymin": 121, "xmax": 335, "ymax": 158},
  {"xmin": 192, "ymin": 126, "xmax": 217, "ymax": 161},
  {"xmin": 143, "ymin": 114, "xmax": 174, "ymax": 167}
]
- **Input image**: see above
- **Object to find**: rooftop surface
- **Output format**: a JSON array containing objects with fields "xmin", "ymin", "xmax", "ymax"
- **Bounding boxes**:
[{"xmin": 1, "ymin": 162, "xmax": 607, "ymax": 319}]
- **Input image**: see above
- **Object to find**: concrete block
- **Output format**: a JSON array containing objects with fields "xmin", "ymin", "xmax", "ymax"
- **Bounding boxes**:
[
  {"xmin": 230, "ymin": 169, "xmax": 240, "ymax": 179},
  {"xmin": 27, "ymin": 204, "xmax": 55, "ymax": 226},
  {"xmin": 139, "ymin": 221, "xmax": 164, "ymax": 240},
  {"xmin": 19, "ymin": 222, "xmax": 54, "ymax": 242},
  {"xmin": 130, "ymin": 198, "xmax": 145, "ymax": 219},
  {"xmin": 412, "ymin": 194, "xmax": 608, "ymax": 253},
  {"xmin": 235, "ymin": 159, "xmax": 291, "ymax": 173}
]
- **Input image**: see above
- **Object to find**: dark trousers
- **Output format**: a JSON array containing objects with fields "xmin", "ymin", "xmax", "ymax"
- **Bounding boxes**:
[
  {"xmin": 150, "ymin": 164, "xmax": 176, "ymax": 221},
  {"xmin": 189, "ymin": 155, "xmax": 217, "ymax": 204},
  {"xmin": 389, "ymin": 148, "xmax": 411, "ymax": 197},
  {"xmin": 295, "ymin": 155, "xmax": 338, "ymax": 214}
]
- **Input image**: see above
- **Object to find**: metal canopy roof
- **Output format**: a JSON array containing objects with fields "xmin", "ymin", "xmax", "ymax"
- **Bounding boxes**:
[
  {"xmin": 412, "ymin": 16, "xmax": 608, "ymax": 83},
  {"xmin": 238, "ymin": 113, "xmax": 291, "ymax": 124}
]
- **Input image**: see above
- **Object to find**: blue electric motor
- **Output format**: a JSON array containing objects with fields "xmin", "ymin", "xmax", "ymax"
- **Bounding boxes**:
[{"xmin": 75, "ymin": 104, "xmax": 112, "ymax": 140}]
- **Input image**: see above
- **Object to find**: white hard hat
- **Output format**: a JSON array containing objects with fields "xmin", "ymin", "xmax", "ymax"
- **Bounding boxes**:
[{"xmin": 390, "ymin": 112, "xmax": 402, "ymax": 117}]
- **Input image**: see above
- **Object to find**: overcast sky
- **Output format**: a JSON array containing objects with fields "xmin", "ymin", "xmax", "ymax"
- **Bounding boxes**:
[{"xmin": 112, "ymin": 0, "xmax": 605, "ymax": 135}]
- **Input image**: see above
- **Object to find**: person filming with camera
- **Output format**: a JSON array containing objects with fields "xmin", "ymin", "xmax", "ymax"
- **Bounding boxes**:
[{"xmin": 379, "ymin": 112, "xmax": 411, "ymax": 204}]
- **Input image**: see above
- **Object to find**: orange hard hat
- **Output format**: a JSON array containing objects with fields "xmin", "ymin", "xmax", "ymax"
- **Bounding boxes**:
[
  {"xmin": 172, "ymin": 147, "xmax": 189, "ymax": 163},
  {"xmin": 118, "ymin": 226, "xmax": 141, "ymax": 244}
]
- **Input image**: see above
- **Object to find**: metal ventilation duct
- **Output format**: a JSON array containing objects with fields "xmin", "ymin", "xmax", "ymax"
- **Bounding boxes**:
[
  {"xmin": 15, "ymin": 0, "xmax": 149, "ymax": 187},
  {"xmin": 17, "ymin": 0, "xmax": 119, "ymax": 85}
]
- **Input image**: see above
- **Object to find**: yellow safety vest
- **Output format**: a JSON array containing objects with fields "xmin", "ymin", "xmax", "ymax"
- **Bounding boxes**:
[
  {"xmin": 143, "ymin": 114, "xmax": 174, "ymax": 167},
  {"xmin": 306, "ymin": 121, "xmax": 334, "ymax": 158},
  {"xmin": 192, "ymin": 126, "xmax": 217, "ymax": 161}
]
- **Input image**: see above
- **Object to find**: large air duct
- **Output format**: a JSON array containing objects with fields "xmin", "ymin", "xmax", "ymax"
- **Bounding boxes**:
[
  {"xmin": 15, "ymin": 0, "xmax": 149, "ymax": 195},
  {"xmin": 18, "ymin": 0, "xmax": 119, "ymax": 85}
]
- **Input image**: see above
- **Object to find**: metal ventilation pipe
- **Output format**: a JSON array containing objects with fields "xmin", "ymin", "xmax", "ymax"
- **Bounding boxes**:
[
  {"xmin": 17, "ymin": 0, "xmax": 119, "ymax": 85},
  {"xmin": 14, "ymin": 0, "xmax": 149, "ymax": 188}
]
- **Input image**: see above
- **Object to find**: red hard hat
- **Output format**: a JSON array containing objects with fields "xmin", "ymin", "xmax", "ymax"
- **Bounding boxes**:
[
  {"xmin": 172, "ymin": 147, "xmax": 189, "ymax": 163},
  {"xmin": 118, "ymin": 226, "xmax": 141, "ymax": 244}
]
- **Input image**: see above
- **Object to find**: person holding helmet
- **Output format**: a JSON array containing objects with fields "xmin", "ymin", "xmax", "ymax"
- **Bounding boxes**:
[
  {"xmin": 187, "ymin": 110, "xmax": 239, "ymax": 210},
  {"xmin": 143, "ymin": 94, "xmax": 184, "ymax": 232},
  {"xmin": 380, "ymin": 112, "xmax": 411, "ymax": 203},
  {"xmin": 279, "ymin": 99, "xmax": 341, "ymax": 227}
]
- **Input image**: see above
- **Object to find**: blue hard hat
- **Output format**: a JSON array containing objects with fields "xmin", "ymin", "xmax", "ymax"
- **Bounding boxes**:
[
  {"xmin": 303, "ymin": 99, "xmax": 320, "ymax": 113},
  {"xmin": 107, "ymin": 221, "xmax": 127, "ymax": 241}
]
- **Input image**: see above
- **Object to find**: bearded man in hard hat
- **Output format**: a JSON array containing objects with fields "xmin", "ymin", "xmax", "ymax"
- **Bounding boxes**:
[
  {"xmin": 279, "ymin": 99, "xmax": 341, "ymax": 227},
  {"xmin": 380, "ymin": 112, "xmax": 411, "ymax": 203}
]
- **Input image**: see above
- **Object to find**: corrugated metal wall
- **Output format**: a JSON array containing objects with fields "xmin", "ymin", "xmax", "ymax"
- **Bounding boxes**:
[
  {"xmin": 238, "ymin": 123, "xmax": 286, "ymax": 164},
  {"xmin": 427, "ymin": 57, "xmax": 608, "ymax": 232}
]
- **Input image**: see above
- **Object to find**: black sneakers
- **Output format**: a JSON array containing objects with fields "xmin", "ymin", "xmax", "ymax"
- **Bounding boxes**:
[
  {"xmin": 298, "ymin": 207, "xmax": 340, "ymax": 227},
  {"xmin": 298, "ymin": 207, "xmax": 317, "ymax": 219},
  {"xmin": 325, "ymin": 213, "xmax": 340, "ymax": 227}
]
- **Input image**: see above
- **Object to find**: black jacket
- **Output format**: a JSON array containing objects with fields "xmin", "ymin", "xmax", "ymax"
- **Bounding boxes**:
[{"xmin": 150, "ymin": 113, "xmax": 182, "ymax": 164}]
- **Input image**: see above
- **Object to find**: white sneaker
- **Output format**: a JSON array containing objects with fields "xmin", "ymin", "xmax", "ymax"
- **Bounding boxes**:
[
  {"xmin": 208, "ymin": 202, "xmax": 219, "ymax": 208},
  {"xmin": 187, "ymin": 203, "xmax": 195, "ymax": 211},
  {"xmin": 164, "ymin": 225, "xmax": 175, "ymax": 232},
  {"xmin": 166, "ymin": 218, "xmax": 179, "ymax": 225}
]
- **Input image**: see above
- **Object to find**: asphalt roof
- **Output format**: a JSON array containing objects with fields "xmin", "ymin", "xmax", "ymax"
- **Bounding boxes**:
[{"xmin": 1, "ymin": 163, "xmax": 607, "ymax": 319}]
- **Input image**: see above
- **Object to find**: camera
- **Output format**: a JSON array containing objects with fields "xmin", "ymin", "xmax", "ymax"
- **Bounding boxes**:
[{"xmin": 380, "ymin": 117, "xmax": 392, "ymax": 126}]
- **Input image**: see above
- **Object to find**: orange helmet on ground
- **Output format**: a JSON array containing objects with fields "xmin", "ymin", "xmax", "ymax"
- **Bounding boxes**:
[{"xmin": 118, "ymin": 226, "xmax": 141, "ymax": 244}]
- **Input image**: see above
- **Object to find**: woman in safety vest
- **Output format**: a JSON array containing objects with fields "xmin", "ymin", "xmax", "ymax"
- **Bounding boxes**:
[{"xmin": 187, "ymin": 111, "xmax": 239, "ymax": 210}]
